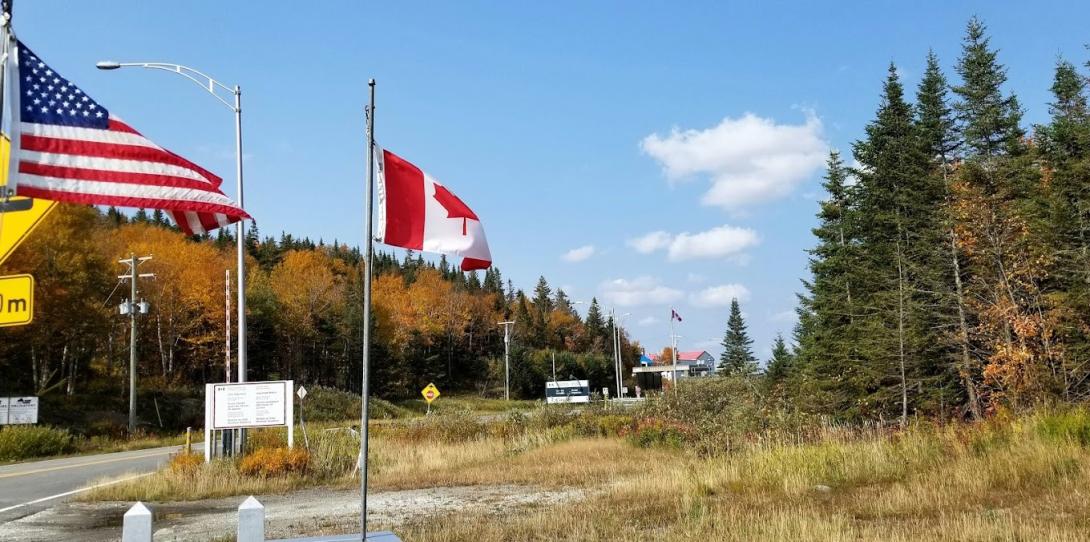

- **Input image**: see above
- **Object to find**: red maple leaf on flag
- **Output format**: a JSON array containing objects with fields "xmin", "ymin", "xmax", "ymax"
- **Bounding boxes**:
[{"xmin": 433, "ymin": 184, "xmax": 479, "ymax": 235}]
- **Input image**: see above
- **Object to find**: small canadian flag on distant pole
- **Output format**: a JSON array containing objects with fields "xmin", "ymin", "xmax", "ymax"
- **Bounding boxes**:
[{"xmin": 375, "ymin": 147, "xmax": 492, "ymax": 271}]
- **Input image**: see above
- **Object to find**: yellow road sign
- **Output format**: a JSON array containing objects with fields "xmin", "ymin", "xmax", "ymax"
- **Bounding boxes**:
[
  {"xmin": 0, "ymin": 137, "xmax": 56, "ymax": 266},
  {"xmin": 421, "ymin": 383, "xmax": 440, "ymax": 404},
  {"xmin": 0, "ymin": 274, "xmax": 34, "ymax": 327}
]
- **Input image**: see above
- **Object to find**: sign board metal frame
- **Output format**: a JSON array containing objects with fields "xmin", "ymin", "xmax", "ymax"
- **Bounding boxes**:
[
  {"xmin": 545, "ymin": 380, "xmax": 590, "ymax": 404},
  {"xmin": 0, "ymin": 396, "xmax": 39, "ymax": 424},
  {"xmin": 204, "ymin": 380, "xmax": 293, "ymax": 462}
]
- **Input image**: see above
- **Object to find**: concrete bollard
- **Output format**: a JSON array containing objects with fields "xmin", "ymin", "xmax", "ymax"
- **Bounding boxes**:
[
  {"xmin": 238, "ymin": 496, "xmax": 265, "ymax": 542},
  {"xmin": 121, "ymin": 502, "xmax": 153, "ymax": 542}
]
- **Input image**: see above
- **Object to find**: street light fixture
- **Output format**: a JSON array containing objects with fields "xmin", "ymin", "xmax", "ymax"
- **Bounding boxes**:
[{"xmin": 97, "ymin": 60, "xmax": 249, "ymax": 386}]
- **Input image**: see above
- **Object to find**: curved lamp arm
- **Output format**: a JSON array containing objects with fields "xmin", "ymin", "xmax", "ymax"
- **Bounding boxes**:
[{"xmin": 97, "ymin": 61, "xmax": 237, "ymax": 111}]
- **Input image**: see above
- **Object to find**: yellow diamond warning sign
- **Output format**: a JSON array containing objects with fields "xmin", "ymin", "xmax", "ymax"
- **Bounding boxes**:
[
  {"xmin": 0, "ymin": 274, "xmax": 34, "ymax": 327},
  {"xmin": 0, "ymin": 136, "xmax": 57, "ymax": 266},
  {"xmin": 421, "ymin": 383, "xmax": 440, "ymax": 404}
]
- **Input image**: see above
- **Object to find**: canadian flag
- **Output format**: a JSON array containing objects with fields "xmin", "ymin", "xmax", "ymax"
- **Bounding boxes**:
[{"xmin": 376, "ymin": 147, "xmax": 492, "ymax": 271}]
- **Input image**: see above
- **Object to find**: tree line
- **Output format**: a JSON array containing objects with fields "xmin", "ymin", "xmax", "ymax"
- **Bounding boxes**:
[
  {"xmin": 751, "ymin": 17, "xmax": 1090, "ymax": 423},
  {"xmin": 0, "ymin": 206, "xmax": 640, "ymax": 413}
]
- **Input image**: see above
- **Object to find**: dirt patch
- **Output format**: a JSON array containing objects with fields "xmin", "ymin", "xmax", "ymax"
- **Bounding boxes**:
[{"xmin": 0, "ymin": 484, "xmax": 585, "ymax": 541}]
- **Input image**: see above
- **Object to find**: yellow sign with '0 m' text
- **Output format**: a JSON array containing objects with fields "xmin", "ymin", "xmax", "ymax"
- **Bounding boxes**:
[{"xmin": 0, "ymin": 274, "xmax": 34, "ymax": 327}]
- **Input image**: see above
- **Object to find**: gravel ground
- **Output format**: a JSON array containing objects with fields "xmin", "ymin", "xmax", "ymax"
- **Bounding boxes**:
[{"xmin": 0, "ymin": 484, "xmax": 585, "ymax": 541}]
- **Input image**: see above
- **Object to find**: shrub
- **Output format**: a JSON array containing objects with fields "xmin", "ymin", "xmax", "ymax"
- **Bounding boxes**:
[
  {"xmin": 626, "ymin": 417, "xmax": 692, "ymax": 449},
  {"xmin": 395, "ymin": 409, "xmax": 488, "ymax": 443},
  {"xmin": 0, "ymin": 425, "xmax": 75, "ymax": 461},
  {"xmin": 1033, "ymin": 409, "xmax": 1090, "ymax": 446},
  {"xmin": 169, "ymin": 451, "xmax": 203, "ymax": 475},
  {"xmin": 299, "ymin": 386, "xmax": 411, "ymax": 422},
  {"xmin": 570, "ymin": 411, "xmax": 634, "ymax": 438},
  {"xmin": 308, "ymin": 428, "xmax": 359, "ymax": 480},
  {"xmin": 238, "ymin": 447, "xmax": 310, "ymax": 477}
]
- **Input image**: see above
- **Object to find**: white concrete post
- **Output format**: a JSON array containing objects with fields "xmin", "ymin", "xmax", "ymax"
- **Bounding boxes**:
[
  {"xmin": 286, "ymin": 380, "xmax": 294, "ymax": 449},
  {"xmin": 122, "ymin": 502, "xmax": 152, "ymax": 542},
  {"xmin": 204, "ymin": 383, "xmax": 213, "ymax": 463},
  {"xmin": 237, "ymin": 496, "xmax": 265, "ymax": 542}
]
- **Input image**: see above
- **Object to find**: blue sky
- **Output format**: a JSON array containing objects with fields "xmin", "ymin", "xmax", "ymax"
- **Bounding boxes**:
[{"xmin": 17, "ymin": 1, "xmax": 1090, "ymax": 361}]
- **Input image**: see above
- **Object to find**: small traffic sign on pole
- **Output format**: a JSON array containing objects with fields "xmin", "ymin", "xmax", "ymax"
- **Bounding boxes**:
[
  {"xmin": 0, "ymin": 274, "xmax": 34, "ymax": 327},
  {"xmin": 421, "ymin": 383, "xmax": 440, "ymax": 404}
]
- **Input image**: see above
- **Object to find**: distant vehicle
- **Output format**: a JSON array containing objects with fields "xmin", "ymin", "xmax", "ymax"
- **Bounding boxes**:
[{"xmin": 545, "ymin": 380, "xmax": 590, "ymax": 404}]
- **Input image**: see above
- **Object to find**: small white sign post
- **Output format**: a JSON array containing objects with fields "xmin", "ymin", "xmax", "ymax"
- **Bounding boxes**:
[{"xmin": 204, "ymin": 381, "xmax": 293, "ymax": 462}]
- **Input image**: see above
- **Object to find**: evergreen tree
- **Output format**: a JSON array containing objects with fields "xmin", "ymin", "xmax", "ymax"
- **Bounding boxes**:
[
  {"xmin": 466, "ymin": 270, "xmax": 482, "ymax": 291},
  {"xmin": 532, "ymin": 276, "xmax": 553, "ymax": 312},
  {"xmin": 953, "ymin": 17, "xmax": 1024, "ymax": 158},
  {"xmin": 852, "ymin": 64, "xmax": 946, "ymax": 422},
  {"xmin": 718, "ymin": 298, "xmax": 757, "ymax": 376},
  {"xmin": 950, "ymin": 17, "xmax": 1048, "ymax": 406},
  {"xmin": 555, "ymin": 289, "xmax": 574, "ymax": 315},
  {"xmin": 583, "ymin": 298, "xmax": 607, "ymax": 351},
  {"xmin": 764, "ymin": 334, "xmax": 794, "ymax": 385},
  {"xmin": 438, "ymin": 255, "xmax": 451, "ymax": 278},
  {"xmin": 1035, "ymin": 59, "xmax": 1090, "ymax": 400},
  {"xmin": 916, "ymin": 50, "xmax": 982, "ymax": 419},
  {"xmin": 796, "ymin": 151, "xmax": 862, "ymax": 412}
]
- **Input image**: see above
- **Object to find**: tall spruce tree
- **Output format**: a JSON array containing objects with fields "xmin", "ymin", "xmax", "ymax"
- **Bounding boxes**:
[
  {"xmin": 953, "ymin": 17, "xmax": 1025, "ymax": 158},
  {"xmin": 853, "ymin": 63, "xmax": 946, "ymax": 423},
  {"xmin": 718, "ymin": 298, "xmax": 757, "ymax": 376},
  {"xmin": 1036, "ymin": 59, "xmax": 1090, "ymax": 400},
  {"xmin": 916, "ymin": 50, "xmax": 982, "ymax": 419},
  {"xmin": 951, "ymin": 17, "xmax": 1048, "ymax": 406},
  {"xmin": 797, "ymin": 151, "xmax": 862, "ymax": 413}
]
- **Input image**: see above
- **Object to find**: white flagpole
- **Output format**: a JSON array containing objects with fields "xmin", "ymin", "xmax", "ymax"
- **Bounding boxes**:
[{"xmin": 359, "ymin": 78, "xmax": 376, "ymax": 541}]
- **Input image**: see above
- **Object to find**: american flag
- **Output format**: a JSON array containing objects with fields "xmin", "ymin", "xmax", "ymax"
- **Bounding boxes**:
[{"xmin": 8, "ymin": 40, "xmax": 249, "ymax": 235}]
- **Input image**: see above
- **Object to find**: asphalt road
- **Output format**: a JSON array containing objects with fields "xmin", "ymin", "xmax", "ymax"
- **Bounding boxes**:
[{"xmin": 0, "ymin": 443, "xmax": 200, "ymax": 523}]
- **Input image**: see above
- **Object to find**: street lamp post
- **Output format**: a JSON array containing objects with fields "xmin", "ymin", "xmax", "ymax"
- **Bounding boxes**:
[
  {"xmin": 574, "ymin": 301, "xmax": 628, "ymax": 399},
  {"xmin": 96, "ymin": 61, "xmax": 248, "ymax": 385}
]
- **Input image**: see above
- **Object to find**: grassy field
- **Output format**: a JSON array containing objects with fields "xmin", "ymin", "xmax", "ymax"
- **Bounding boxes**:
[{"xmin": 80, "ymin": 384, "xmax": 1090, "ymax": 541}]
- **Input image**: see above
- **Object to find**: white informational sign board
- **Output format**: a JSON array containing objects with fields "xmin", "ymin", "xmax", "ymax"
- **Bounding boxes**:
[
  {"xmin": 545, "ymin": 380, "xmax": 590, "ymax": 404},
  {"xmin": 205, "ymin": 381, "xmax": 293, "ymax": 462},
  {"xmin": 0, "ymin": 396, "xmax": 39, "ymax": 424}
]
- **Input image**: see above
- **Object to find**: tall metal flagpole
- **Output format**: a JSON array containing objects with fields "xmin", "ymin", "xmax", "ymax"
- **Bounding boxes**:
[
  {"xmin": 234, "ymin": 86, "xmax": 246, "ymax": 385},
  {"xmin": 359, "ymin": 78, "xmax": 376, "ymax": 541},
  {"xmin": 671, "ymin": 312, "xmax": 678, "ymax": 394}
]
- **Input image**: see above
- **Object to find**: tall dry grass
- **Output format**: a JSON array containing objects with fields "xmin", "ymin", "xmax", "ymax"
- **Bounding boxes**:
[
  {"xmin": 82, "ymin": 403, "xmax": 1090, "ymax": 541},
  {"xmin": 391, "ymin": 409, "xmax": 1090, "ymax": 541}
]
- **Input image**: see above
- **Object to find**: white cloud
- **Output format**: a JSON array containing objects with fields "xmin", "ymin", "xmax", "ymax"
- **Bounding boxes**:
[
  {"xmin": 637, "ymin": 316, "xmax": 660, "ymax": 327},
  {"xmin": 627, "ymin": 231, "xmax": 671, "ymax": 254},
  {"xmin": 667, "ymin": 225, "xmax": 759, "ymax": 261},
  {"xmin": 641, "ymin": 111, "xmax": 828, "ymax": 211},
  {"xmin": 561, "ymin": 245, "xmax": 595, "ymax": 263},
  {"xmin": 600, "ymin": 276, "xmax": 683, "ymax": 307},
  {"xmin": 690, "ymin": 283, "xmax": 751, "ymax": 308},
  {"xmin": 769, "ymin": 309, "xmax": 797, "ymax": 324},
  {"xmin": 628, "ymin": 225, "xmax": 759, "ymax": 262},
  {"xmin": 687, "ymin": 273, "xmax": 706, "ymax": 284}
]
